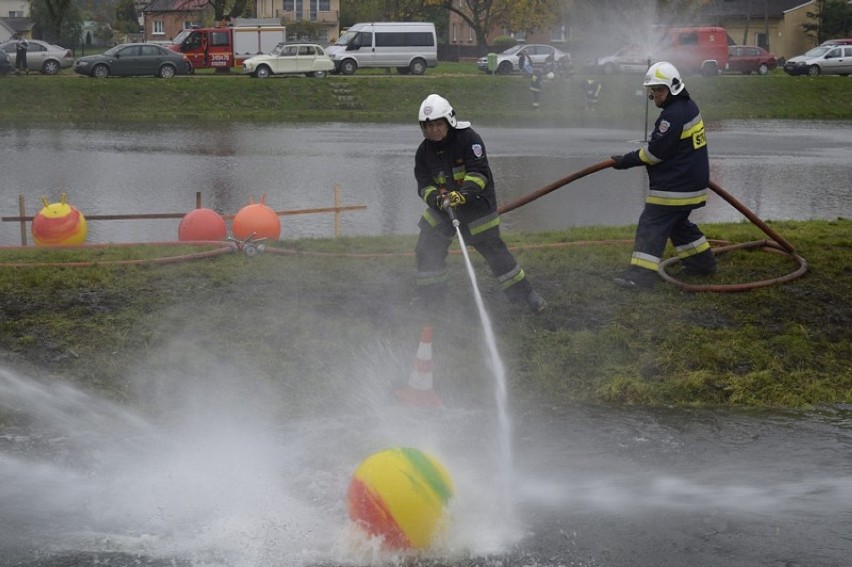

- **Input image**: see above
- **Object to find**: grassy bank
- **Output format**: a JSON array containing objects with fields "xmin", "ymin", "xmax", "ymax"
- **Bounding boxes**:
[
  {"xmin": 1, "ymin": 64, "xmax": 850, "ymax": 416},
  {"xmin": 1, "ymin": 64, "xmax": 851, "ymax": 124},
  {"xmin": 1, "ymin": 219, "xmax": 851, "ymax": 416}
]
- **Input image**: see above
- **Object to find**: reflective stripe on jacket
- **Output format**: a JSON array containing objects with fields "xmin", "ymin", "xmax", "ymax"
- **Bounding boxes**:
[{"xmin": 415, "ymin": 126, "xmax": 500, "ymax": 233}]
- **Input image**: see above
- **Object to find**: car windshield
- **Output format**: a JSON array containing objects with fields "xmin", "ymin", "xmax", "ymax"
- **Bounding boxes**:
[
  {"xmin": 102, "ymin": 45, "xmax": 124, "ymax": 56},
  {"xmin": 803, "ymin": 46, "xmax": 831, "ymax": 57},
  {"xmin": 271, "ymin": 43, "xmax": 286, "ymax": 55},
  {"xmin": 502, "ymin": 45, "xmax": 523, "ymax": 55},
  {"xmin": 172, "ymin": 30, "xmax": 192, "ymax": 44},
  {"xmin": 336, "ymin": 31, "xmax": 357, "ymax": 46}
]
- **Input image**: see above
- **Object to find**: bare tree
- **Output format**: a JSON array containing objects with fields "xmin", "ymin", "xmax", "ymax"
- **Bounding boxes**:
[{"xmin": 425, "ymin": 0, "xmax": 509, "ymax": 53}]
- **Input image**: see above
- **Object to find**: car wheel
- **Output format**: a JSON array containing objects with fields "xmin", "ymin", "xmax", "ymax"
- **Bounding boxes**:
[
  {"xmin": 42, "ymin": 60, "xmax": 60, "ymax": 75},
  {"xmin": 340, "ymin": 59, "xmax": 357, "ymax": 75},
  {"xmin": 159, "ymin": 64, "xmax": 176, "ymax": 79},
  {"xmin": 807, "ymin": 65, "xmax": 821, "ymax": 77},
  {"xmin": 409, "ymin": 58, "xmax": 426, "ymax": 75},
  {"xmin": 256, "ymin": 65, "xmax": 271, "ymax": 78},
  {"xmin": 92, "ymin": 64, "xmax": 109, "ymax": 79},
  {"xmin": 313, "ymin": 70, "xmax": 327, "ymax": 79},
  {"xmin": 757, "ymin": 63, "xmax": 769, "ymax": 75},
  {"xmin": 497, "ymin": 61, "xmax": 513, "ymax": 75}
]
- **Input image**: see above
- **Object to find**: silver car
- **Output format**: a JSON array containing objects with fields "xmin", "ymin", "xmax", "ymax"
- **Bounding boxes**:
[
  {"xmin": 783, "ymin": 44, "xmax": 852, "ymax": 76},
  {"xmin": 0, "ymin": 39, "xmax": 74, "ymax": 75},
  {"xmin": 477, "ymin": 44, "xmax": 570, "ymax": 74}
]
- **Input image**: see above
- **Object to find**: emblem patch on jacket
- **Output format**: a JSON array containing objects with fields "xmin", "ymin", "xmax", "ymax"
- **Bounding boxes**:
[
  {"xmin": 471, "ymin": 144, "xmax": 483, "ymax": 158},
  {"xmin": 658, "ymin": 120, "xmax": 670, "ymax": 134}
]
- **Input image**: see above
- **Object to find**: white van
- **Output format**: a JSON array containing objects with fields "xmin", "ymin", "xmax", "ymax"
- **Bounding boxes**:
[{"xmin": 326, "ymin": 22, "xmax": 437, "ymax": 75}]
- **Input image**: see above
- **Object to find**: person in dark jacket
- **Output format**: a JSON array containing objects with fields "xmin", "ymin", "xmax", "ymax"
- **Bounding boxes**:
[
  {"xmin": 14, "ymin": 34, "xmax": 29, "ymax": 75},
  {"xmin": 414, "ymin": 93, "xmax": 545, "ymax": 312},
  {"xmin": 609, "ymin": 61, "xmax": 717, "ymax": 290}
]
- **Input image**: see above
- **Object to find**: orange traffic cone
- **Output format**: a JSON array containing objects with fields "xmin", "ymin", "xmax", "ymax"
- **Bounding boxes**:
[{"xmin": 395, "ymin": 325, "xmax": 442, "ymax": 408}]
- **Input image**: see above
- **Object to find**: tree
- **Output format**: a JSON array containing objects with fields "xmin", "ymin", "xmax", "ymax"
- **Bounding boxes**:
[
  {"xmin": 339, "ymin": 0, "xmax": 448, "ymax": 43},
  {"xmin": 424, "ymin": 0, "xmax": 561, "ymax": 52},
  {"xmin": 287, "ymin": 20, "xmax": 325, "ymax": 41},
  {"xmin": 28, "ymin": 0, "xmax": 82, "ymax": 46},
  {"xmin": 185, "ymin": 0, "xmax": 252, "ymax": 24},
  {"xmin": 114, "ymin": 0, "xmax": 140, "ymax": 33},
  {"xmin": 803, "ymin": 0, "xmax": 852, "ymax": 43},
  {"xmin": 424, "ymin": 0, "xmax": 508, "ymax": 53},
  {"xmin": 499, "ymin": 0, "xmax": 561, "ymax": 39}
]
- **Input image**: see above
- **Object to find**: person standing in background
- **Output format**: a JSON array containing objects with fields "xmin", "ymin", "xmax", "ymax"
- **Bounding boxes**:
[{"xmin": 14, "ymin": 34, "xmax": 29, "ymax": 75}]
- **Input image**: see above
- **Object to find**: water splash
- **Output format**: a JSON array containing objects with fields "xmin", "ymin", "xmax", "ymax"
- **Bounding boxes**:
[{"xmin": 449, "ymin": 214, "xmax": 516, "ymax": 535}]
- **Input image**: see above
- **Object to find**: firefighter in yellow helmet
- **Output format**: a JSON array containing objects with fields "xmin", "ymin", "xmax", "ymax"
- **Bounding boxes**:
[
  {"xmin": 609, "ymin": 62, "xmax": 717, "ymax": 290},
  {"xmin": 414, "ymin": 94, "xmax": 545, "ymax": 312}
]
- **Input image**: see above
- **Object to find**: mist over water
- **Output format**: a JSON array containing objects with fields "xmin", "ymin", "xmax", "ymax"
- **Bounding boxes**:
[
  {"xmin": 3, "ymin": 348, "xmax": 852, "ymax": 567},
  {"xmin": 0, "ymin": 354, "xmax": 530, "ymax": 566}
]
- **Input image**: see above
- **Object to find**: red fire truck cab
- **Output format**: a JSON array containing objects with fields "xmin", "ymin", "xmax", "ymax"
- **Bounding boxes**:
[{"xmin": 168, "ymin": 24, "xmax": 287, "ymax": 70}]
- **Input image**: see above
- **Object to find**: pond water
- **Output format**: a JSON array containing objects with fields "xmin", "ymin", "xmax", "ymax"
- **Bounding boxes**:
[
  {"xmin": 1, "ymin": 366, "xmax": 851, "ymax": 567},
  {"xmin": 0, "ymin": 120, "xmax": 849, "ymax": 245},
  {"xmin": 1, "ymin": 119, "xmax": 851, "ymax": 566}
]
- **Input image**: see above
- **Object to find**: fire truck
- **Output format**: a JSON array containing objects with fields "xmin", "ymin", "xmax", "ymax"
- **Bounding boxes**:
[{"xmin": 168, "ymin": 22, "xmax": 287, "ymax": 70}]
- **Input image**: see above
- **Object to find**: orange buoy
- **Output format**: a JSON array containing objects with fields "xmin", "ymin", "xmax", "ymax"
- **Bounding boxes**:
[
  {"xmin": 178, "ymin": 208, "xmax": 227, "ymax": 241},
  {"xmin": 232, "ymin": 194, "xmax": 280, "ymax": 240}
]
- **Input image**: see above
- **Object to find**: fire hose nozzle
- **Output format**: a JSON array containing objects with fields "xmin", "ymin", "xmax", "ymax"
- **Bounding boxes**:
[{"xmin": 443, "ymin": 199, "xmax": 460, "ymax": 227}]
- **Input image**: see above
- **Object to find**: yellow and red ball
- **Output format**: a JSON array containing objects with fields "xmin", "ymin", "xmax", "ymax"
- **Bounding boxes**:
[
  {"xmin": 31, "ymin": 193, "xmax": 87, "ymax": 246},
  {"xmin": 178, "ymin": 208, "xmax": 227, "ymax": 241},
  {"xmin": 232, "ymin": 195, "xmax": 280, "ymax": 240},
  {"xmin": 347, "ymin": 447, "xmax": 454, "ymax": 550}
]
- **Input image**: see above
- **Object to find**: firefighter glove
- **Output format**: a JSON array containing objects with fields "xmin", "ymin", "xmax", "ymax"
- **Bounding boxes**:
[
  {"xmin": 610, "ymin": 154, "xmax": 630, "ymax": 170},
  {"xmin": 447, "ymin": 190, "xmax": 467, "ymax": 208}
]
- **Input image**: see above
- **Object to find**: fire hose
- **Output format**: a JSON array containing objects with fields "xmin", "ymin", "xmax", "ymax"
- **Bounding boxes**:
[{"xmin": 498, "ymin": 158, "xmax": 809, "ymax": 293}]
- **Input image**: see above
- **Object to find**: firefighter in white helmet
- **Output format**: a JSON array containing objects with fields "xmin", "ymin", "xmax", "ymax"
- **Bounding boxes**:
[
  {"xmin": 413, "ymin": 93, "xmax": 545, "ymax": 312},
  {"xmin": 608, "ymin": 62, "xmax": 717, "ymax": 289}
]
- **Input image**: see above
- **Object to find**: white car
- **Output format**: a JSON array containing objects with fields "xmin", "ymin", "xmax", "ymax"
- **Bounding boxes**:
[
  {"xmin": 595, "ymin": 46, "xmax": 650, "ymax": 74},
  {"xmin": 0, "ymin": 39, "xmax": 74, "ymax": 75},
  {"xmin": 243, "ymin": 43, "xmax": 334, "ymax": 78},
  {"xmin": 477, "ymin": 44, "xmax": 570, "ymax": 74}
]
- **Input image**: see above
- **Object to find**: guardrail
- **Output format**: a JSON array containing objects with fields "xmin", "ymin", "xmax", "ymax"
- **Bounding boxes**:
[{"xmin": 1, "ymin": 185, "xmax": 366, "ymax": 246}]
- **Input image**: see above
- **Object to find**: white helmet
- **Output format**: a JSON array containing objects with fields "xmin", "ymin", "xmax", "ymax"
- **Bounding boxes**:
[
  {"xmin": 643, "ymin": 61, "xmax": 684, "ymax": 95},
  {"xmin": 419, "ymin": 94, "xmax": 457, "ymax": 127}
]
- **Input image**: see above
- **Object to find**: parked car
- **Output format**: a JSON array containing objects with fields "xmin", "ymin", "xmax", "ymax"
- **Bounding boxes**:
[
  {"xmin": 73, "ymin": 43, "xmax": 192, "ymax": 78},
  {"xmin": 0, "ymin": 39, "xmax": 73, "ymax": 75},
  {"xmin": 477, "ymin": 44, "xmax": 570, "ymax": 75},
  {"xmin": 783, "ymin": 44, "xmax": 852, "ymax": 76},
  {"xmin": 242, "ymin": 43, "xmax": 334, "ymax": 78},
  {"xmin": 726, "ymin": 45, "xmax": 777, "ymax": 75},
  {"xmin": 594, "ymin": 45, "xmax": 649, "ymax": 74},
  {"xmin": 0, "ymin": 50, "xmax": 11, "ymax": 75}
]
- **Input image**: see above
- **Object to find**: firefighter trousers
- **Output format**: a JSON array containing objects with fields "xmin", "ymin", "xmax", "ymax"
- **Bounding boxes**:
[
  {"xmin": 625, "ymin": 204, "xmax": 717, "ymax": 281},
  {"xmin": 415, "ymin": 222, "xmax": 533, "ymax": 303}
]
